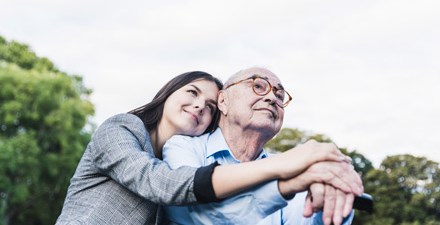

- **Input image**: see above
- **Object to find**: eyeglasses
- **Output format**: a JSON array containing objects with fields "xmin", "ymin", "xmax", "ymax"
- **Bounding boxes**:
[{"xmin": 224, "ymin": 75, "xmax": 292, "ymax": 108}]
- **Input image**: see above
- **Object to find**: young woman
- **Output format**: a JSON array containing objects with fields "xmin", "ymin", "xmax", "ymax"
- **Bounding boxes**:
[{"xmin": 56, "ymin": 71, "xmax": 350, "ymax": 225}]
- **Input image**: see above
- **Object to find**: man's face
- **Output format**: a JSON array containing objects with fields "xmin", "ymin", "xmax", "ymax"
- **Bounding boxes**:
[{"xmin": 219, "ymin": 68, "xmax": 285, "ymax": 136}]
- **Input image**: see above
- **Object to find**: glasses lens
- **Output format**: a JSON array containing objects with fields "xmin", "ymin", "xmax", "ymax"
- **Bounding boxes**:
[
  {"xmin": 281, "ymin": 91, "xmax": 292, "ymax": 107},
  {"xmin": 275, "ymin": 90, "xmax": 286, "ymax": 102},
  {"xmin": 252, "ymin": 77, "xmax": 291, "ymax": 107},
  {"xmin": 253, "ymin": 78, "xmax": 270, "ymax": 95}
]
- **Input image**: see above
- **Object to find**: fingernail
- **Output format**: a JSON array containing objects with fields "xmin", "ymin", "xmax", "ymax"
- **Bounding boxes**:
[
  {"xmin": 343, "ymin": 208, "xmax": 350, "ymax": 217},
  {"xmin": 324, "ymin": 217, "xmax": 331, "ymax": 225},
  {"xmin": 335, "ymin": 216, "xmax": 342, "ymax": 225}
]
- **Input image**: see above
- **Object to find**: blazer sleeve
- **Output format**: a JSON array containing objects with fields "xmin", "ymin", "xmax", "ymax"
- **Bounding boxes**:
[{"xmin": 89, "ymin": 114, "xmax": 206, "ymax": 205}]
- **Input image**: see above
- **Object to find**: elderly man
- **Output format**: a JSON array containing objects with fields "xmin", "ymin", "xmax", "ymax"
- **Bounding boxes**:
[{"xmin": 163, "ymin": 67, "xmax": 360, "ymax": 225}]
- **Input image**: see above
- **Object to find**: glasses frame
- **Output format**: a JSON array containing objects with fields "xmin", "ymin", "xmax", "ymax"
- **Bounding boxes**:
[{"xmin": 224, "ymin": 74, "xmax": 292, "ymax": 108}]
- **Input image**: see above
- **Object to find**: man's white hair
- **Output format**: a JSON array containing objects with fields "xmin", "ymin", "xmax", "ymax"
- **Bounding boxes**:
[{"xmin": 224, "ymin": 66, "xmax": 272, "ymax": 88}]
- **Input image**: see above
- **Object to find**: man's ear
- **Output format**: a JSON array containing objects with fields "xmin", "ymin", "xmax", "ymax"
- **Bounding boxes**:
[{"xmin": 217, "ymin": 91, "xmax": 228, "ymax": 116}]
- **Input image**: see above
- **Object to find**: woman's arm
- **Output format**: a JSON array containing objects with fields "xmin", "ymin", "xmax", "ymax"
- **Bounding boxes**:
[
  {"xmin": 211, "ymin": 140, "xmax": 356, "ymax": 199},
  {"xmin": 90, "ymin": 114, "xmax": 204, "ymax": 204},
  {"xmin": 92, "ymin": 114, "xmax": 359, "ymax": 206},
  {"xmin": 162, "ymin": 136, "xmax": 361, "ymax": 225}
]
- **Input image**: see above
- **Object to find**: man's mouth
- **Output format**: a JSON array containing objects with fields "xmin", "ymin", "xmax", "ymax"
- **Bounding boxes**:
[{"xmin": 256, "ymin": 108, "xmax": 277, "ymax": 118}]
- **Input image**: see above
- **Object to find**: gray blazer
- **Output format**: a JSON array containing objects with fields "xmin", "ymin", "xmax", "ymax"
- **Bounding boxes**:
[{"xmin": 56, "ymin": 114, "xmax": 199, "ymax": 225}]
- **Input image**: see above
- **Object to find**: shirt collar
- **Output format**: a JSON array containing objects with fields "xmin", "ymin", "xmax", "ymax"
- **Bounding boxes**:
[{"xmin": 206, "ymin": 128, "xmax": 268, "ymax": 162}]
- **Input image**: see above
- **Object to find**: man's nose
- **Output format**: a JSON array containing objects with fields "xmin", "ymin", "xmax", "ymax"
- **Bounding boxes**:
[{"xmin": 263, "ymin": 89, "xmax": 277, "ymax": 105}]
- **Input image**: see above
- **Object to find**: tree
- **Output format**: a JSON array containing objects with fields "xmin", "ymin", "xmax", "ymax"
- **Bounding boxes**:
[
  {"xmin": 265, "ymin": 128, "xmax": 309, "ymax": 152},
  {"xmin": 265, "ymin": 129, "xmax": 439, "ymax": 224},
  {"xmin": 265, "ymin": 128, "xmax": 374, "ymax": 176},
  {"xmin": 0, "ymin": 36, "xmax": 56, "ymax": 72},
  {"xmin": 0, "ymin": 36, "xmax": 94, "ymax": 225},
  {"xmin": 354, "ymin": 155, "xmax": 440, "ymax": 225},
  {"xmin": 346, "ymin": 150, "xmax": 374, "ymax": 177}
]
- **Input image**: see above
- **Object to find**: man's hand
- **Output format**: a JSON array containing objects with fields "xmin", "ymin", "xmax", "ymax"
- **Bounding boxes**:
[
  {"xmin": 303, "ymin": 183, "xmax": 355, "ymax": 225},
  {"xmin": 278, "ymin": 160, "xmax": 363, "ymax": 197}
]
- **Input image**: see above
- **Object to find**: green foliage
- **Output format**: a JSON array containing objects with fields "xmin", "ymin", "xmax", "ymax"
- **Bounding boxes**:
[
  {"xmin": 354, "ymin": 155, "xmax": 439, "ymax": 225},
  {"xmin": 265, "ymin": 128, "xmax": 308, "ymax": 152},
  {"xmin": 347, "ymin": 150, "xmax": 374, "ymax": 177},
  {"xmin": 0, "ymin": 35, "xmax": 94, "ymax": 225},
  {"xmin": 265, "ymin": 128, "xmax": 333, "ymax": 152},
  {"xmin": 0, "ymin": 37, "xmax": 57, "ymax": 72},
  {"xmin": 267, "ymin": 128, "xmax": 439, "ymax": 224},
  {"xmin": 265, "ymin": 128, "xmax": 374, "ymax": 176}
]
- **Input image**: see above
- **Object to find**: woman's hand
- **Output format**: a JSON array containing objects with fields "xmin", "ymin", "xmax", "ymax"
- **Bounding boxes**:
[{"xmin": 270, "ymin": 140, "xmax": 352, "ymax": 180}]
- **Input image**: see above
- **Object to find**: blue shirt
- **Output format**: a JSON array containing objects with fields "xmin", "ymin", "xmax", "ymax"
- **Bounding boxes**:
[{"xmin": 162, "ymin": 128, "xmax": 354, "ymax": 225}]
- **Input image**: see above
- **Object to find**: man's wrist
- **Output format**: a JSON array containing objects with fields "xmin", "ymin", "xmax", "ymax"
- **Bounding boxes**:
[{"xmin": 277, "ymin": 179, "xmax": 296, "ymax": 200}]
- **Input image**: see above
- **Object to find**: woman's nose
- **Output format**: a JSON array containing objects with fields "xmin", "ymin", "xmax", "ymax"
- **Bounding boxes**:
[{"xmin": 194, "ymin": 101, "xmax": 206, "ymax": 115}]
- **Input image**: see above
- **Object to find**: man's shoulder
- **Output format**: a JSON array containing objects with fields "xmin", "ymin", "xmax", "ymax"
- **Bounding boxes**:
[
  {"xmin": 168, "ymin": 132, "xmax": 211, "ymax": 145},
  {"xmin": 163, "ymin": 133, "xmax": 211, "ymax": 167},
  {"xmin": 164, "ymin": 133, "xmax": 211, "ymax": 159}
]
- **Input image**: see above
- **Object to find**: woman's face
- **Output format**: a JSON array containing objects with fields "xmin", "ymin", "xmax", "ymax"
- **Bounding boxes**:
[{"xmin": 162, "ymin": 79, "xmax": 220, "ymax": 136}]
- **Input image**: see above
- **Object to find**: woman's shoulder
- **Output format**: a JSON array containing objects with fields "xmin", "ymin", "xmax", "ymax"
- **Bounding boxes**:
[
  {"xmin": 96, "ymin": 113, "xmax": 148, "ymax": 135},
  {"xmin": 100, "ymin": 113, "xmax": 142, "ymax": 126}
]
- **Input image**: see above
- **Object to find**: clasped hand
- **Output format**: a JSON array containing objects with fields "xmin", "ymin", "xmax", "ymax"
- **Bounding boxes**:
[{"xmin": 275, "ymin": 140, "xmax": 363, "ymax": 225}]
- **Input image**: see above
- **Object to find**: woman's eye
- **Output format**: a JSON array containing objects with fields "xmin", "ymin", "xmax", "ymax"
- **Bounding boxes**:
[{"xmin": 188, "ymin": 90, "xmax": 197, "ymax": 96}]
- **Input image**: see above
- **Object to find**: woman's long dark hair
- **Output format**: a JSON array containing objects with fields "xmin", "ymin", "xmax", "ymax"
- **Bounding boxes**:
[{"xmin": 129, "ymin": 71, "xmax": 223, "ymax": 134}]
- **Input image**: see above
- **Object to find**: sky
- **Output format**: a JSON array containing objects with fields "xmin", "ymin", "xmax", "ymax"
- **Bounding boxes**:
[{"xmin": 1, "ymin": 0, "xmax": 439, "ymax": 166}]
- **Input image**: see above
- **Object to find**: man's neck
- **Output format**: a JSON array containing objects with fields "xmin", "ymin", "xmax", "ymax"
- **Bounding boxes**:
[{"xmin": 219, "ymin": 124, "xmax": 271, "ymax": 162}]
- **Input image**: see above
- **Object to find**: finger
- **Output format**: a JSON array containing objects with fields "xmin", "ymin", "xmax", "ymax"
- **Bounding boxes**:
[
  {"xmin": 310, "ymin": 183, "xmax": 325, "ymax": 210},
  {"xmin": 322, "ymin": 185, "xmax": 336, "ymax": 225},
  {"xmin": 320, "ymin": 142, "xmax": 347, "ymax": 163},
  {"xmin": 329, "ymin": 163, "xmax": 363, "ymax": 195},
  {"xmin": 318, "ymin": 171, "xmax": 352, "ymax": 193},
  {"xmin": 344, "ymin": 169, "xmax": 363, "ymax": 195},
  {"xmin": 342, "ymin": 155, "xmax": 352, "ymax": 164},
  {"xmin": 343, "ymin": 193, "xmax": 355, "ymax": 217},
  {"xmin": 302, "ymin": 140, "xmax": 347, "ymax": 164},
  {"xmin": 332, "ymin": 189, "xmax": 346, "ymax": 225},
  {"xmin": 303, "ymin": 192, "xmax": 314, "ymax": 217},
  {"xmin": 328, "ymin": 143, "xmax": 353, "ymax": 163},
  {"xmin": 348, "ymin": 164, "xmax": 364, "ymax": 194},
  {"xmin": 309, "ymin": 162, "xmax": 353, "ymax": 194},
  {"xmin": 346, "ymin": 164, "xmax": 364, "ymax": 194}
]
